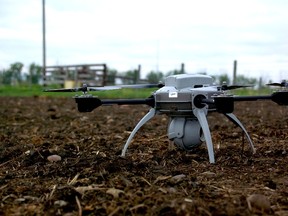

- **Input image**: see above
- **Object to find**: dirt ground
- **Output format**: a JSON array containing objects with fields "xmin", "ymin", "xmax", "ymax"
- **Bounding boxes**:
[{"xmin": 0, "ymin": 96, "xmax": 287, "ymax": 215}]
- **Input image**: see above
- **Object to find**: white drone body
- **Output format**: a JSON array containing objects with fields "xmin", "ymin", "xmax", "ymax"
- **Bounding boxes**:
[{"xmin": 121, "ymin": 74, "xmax": 255, "ymax": 163}]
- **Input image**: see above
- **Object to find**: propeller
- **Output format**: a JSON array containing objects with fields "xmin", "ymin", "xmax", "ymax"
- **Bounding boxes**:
[
  {"xmin": 43, "ymin": 83, "xmax": 164, "ymax": 94},
  {"xmin": 220, "ymin": 81, "xmax": 253, "ymax": 91},
  {"xmin": 108, "ymin": 83, "xmax": 165, "ymax": 89},
  {"xmin": 43, "ymin": 84, "xmax": 121, "ymax": 93},
  {"xmin": 266, "ymin": 80, "xmax": 288, "ymax": 88}
]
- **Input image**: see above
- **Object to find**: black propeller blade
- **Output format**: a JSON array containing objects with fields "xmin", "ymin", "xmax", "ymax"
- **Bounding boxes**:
[
  {"xmin": 267, "ymin": 80, "xmax": 288, "ymax": 88},
  {"xmin": 221, "ymin": 83, "xmax": 253, "ymax": 91},
  {"xmin": 108, "ymin": 83, "xmax": 164, "ymax": 89},
  {"xmin": 43, "ymin": 85, "xmax": 121, "ymax": 93},
  {"xmin": 43, "ymin": 86, "xmax": 88, "ymax": 92},
  {"xmin": 44, "ymin": 83, "xmax": 164, "ymax": 93}
]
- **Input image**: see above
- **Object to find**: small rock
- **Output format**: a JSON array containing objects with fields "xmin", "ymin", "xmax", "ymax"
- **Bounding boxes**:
[
  {"xmin": 247, "ymin": 194, "xmax": 270, "ymax": 212},
  {"xmin": 154, "ymin": 175, "xmax": 172, "ymax": 184},
  {"xmin": 15, "ymin": 198, "xmax": 26, "ymax": 202},
  {"xmin": 47, "ymin": 154, "xmax": 62, "ymax": 162},
  {"xmin": 106, "ymin": 188, "xmax": 125, "ymax": 198},
  {"xmin": 158, "ymin": 187, "xmax": 177, "ymax": 194},
  {"xmin": 54, "ymin": 200, "xmax": 68, "ymax": 207},
  {"xmin": 169, "ymin": 174, "xmax": 186, "ymax": 185},
  {"xmin": 80, "ymin": 116, "xmax": 89, "ymax": 121},
  {"xmin": 23, "ymin": 196, "xmax": 38, "ymax": 201},
  {"xmin": 114, "ymin": 135, "xmax": 124, "ymax": 139},
  {"xmin": 167, "ymin": 187, "xmax": 177, "ymax": 193},
  {"xmin": 158, "ymin": 187, "xmax": 168, "ymax": 194},
  {"xmin": 201, "ymin": 171, "xmax": 216, "ymax": 177},
  {"xmin": 24, "ymin": 150, "xmax": 31, "ymax": 155},
  {"xmin": 184, "ymin": 198, "xmax": 193, "ymax": 203}
]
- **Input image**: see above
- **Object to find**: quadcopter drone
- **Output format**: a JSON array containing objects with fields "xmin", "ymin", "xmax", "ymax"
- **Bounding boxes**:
[{"xmin": 44, "ymin": 74, "xmax": 288, "ymax": 163}]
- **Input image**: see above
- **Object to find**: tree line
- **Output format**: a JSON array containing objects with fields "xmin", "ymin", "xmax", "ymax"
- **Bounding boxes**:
[
  {"xmin": 0, "ymin": 62, "xmax": 260, "ymax": 87},
  {"xmin": 0, "ymin": 62, "xmax": 42, "ymax": 85}
]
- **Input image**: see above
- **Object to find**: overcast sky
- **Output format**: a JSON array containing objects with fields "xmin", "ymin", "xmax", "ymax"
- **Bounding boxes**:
[{"xmin": 0, "ymin": 0, "xmax": 287, "ymax": 81}]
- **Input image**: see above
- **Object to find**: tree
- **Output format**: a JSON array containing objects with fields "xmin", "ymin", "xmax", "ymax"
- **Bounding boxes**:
[
  {"xmin": 27, "ymin": 63, "xmax": 42, "ymax": 84},
  {"xmin": 0, "ymin": 62, "xmax": 24, "ymax": 85},
  {"xmin": 146, "ymin": 71, "xmax": 164, "ymax": 83},
  {"xmin": 165, "ymin": 69, "xmax": 185, "ymax": 77},
  {"xmin": 106, "ymin": 68, "xmax": 117, "ymax": 85},
  {"xmin": 235, "ymin": 75, "xmax": 257, "ymax": 85},
  {"xmin": 10, "ymin": 62, "xmax": 23, "ymax": 84},
  {"xmin": 122, "ymin": 69, "xmax": 140, "ymax": 84},
  {"xmin": 217, "ymin": 74, "xmax": 231, "ymax": 85},
  {"xmin": 0, "ymin": 69, "xmax": 12, "ymax": 85}
]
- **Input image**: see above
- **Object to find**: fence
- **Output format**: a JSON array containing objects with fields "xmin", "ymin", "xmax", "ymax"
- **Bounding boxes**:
[
  {"xmin": 42, "ymin": 64, "xmax": 145, "ymax": 87},
  {"xmin": 43, "ymin": 64, "xmax": 107, "ymax": 87}
]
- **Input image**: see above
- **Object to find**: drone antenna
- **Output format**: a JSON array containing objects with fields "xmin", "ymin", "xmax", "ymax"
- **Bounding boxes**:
[
  {"xmin": 82, "ymin": 83, "xmax": 88, "ymax": 94},
  {"xmin": 221, "ymin": 81, "xmax": 228, "ymax": 93},
  {"xmin": 267, "ymin": 80, "xmax": 288, "ymax": 88},
  {"xmin": 281, "ymin": 80, "xmax": 288, "ymax": 88}
]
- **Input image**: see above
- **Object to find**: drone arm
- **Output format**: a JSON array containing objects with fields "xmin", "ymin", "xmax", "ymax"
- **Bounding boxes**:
[
  {"xmin": 224, "ymin": 113, "xmax": 256, "ymax": 154},
  {"xmin": 233, "ymin": 92, "xmax": 288, "ymax": 105},
  {"xmin": 121, "ymin": 108, "xmax": 156, "ymax": 157},
  {"xmin": 216, "ymin": 92, "xmax": 288, "ymax": 104},
  {"xmin": 101, "ymin": 98, "xmax": 155, "ymax": 107},
  {"xmin": 201, "ymin": 92, "xmax": 288, "ymax": 114},
  {"xmin": 75, "ymin": 97, "xmax": 155, "ymax": 112},
  {"xmin": 193, "ymin": 108, "xmax": 215, "ymax": 163},
  {"xmin": 232, "ymin": 95, "xmax": 272, "ymax": 101}
]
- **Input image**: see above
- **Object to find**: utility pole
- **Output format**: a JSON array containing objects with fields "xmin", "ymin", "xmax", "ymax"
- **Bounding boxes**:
[
  {"xmin": 42, "ymin": 0, "xmax": 46, "ymax": 85},
  {"xmin": 180, "ymin": 63, "xmax": 185, "ymax": 74},
  {"xmin": 233, "ymin": 60, "xmax": 237, "ymax": 85}
]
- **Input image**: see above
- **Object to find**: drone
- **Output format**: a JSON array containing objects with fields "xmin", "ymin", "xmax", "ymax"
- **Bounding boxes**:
[{"xmin": 44, "ymin": 74, "xmax": 288, "ymax": 163}]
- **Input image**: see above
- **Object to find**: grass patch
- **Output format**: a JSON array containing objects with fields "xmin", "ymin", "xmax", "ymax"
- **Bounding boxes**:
[
  {"xmin": 0, "ymin": 85, "xmax": 44, "ymax": 97},
  {"xmin": 231, "ymin": 87, "xmax": 274, "ymax": 96},
  {"xmin": 0, "ymin": 84, "xmax": 276, "ymax": 98},
  {"xmin": 0, "ymin": 84, "xmax": 157, "ymax": 98}
]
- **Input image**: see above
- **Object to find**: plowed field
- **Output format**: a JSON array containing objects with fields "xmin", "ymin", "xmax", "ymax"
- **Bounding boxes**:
[{"xmin": 0, "ymin": 97, "xmax": 287, "ymax": 215}]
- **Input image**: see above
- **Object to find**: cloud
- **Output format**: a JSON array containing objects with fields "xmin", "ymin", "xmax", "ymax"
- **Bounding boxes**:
[{"xmin": 1, "ymin": 0, "xmax": 288, "ymax": 81}]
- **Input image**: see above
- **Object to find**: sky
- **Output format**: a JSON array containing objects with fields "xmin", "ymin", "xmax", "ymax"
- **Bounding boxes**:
[{"xmin": 0, "ymin": 0, "xmax": 288, "ymax": 82}]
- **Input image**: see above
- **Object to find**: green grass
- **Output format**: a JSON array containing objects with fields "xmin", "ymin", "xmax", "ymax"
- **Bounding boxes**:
[
  {"xmin": 0, "ymin": 85, "xmax": 44, "ymax": 97},
  {"xmin": 0, "ymin": 84, "xmax": 156, "ymax": 98},
  {"xmin": 231, "ymin": 87, "xmax": 274, "ymax": 96},
  {"xmin": 0, "ymin": 84, "xmax": 276, "ymax": 98}
]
